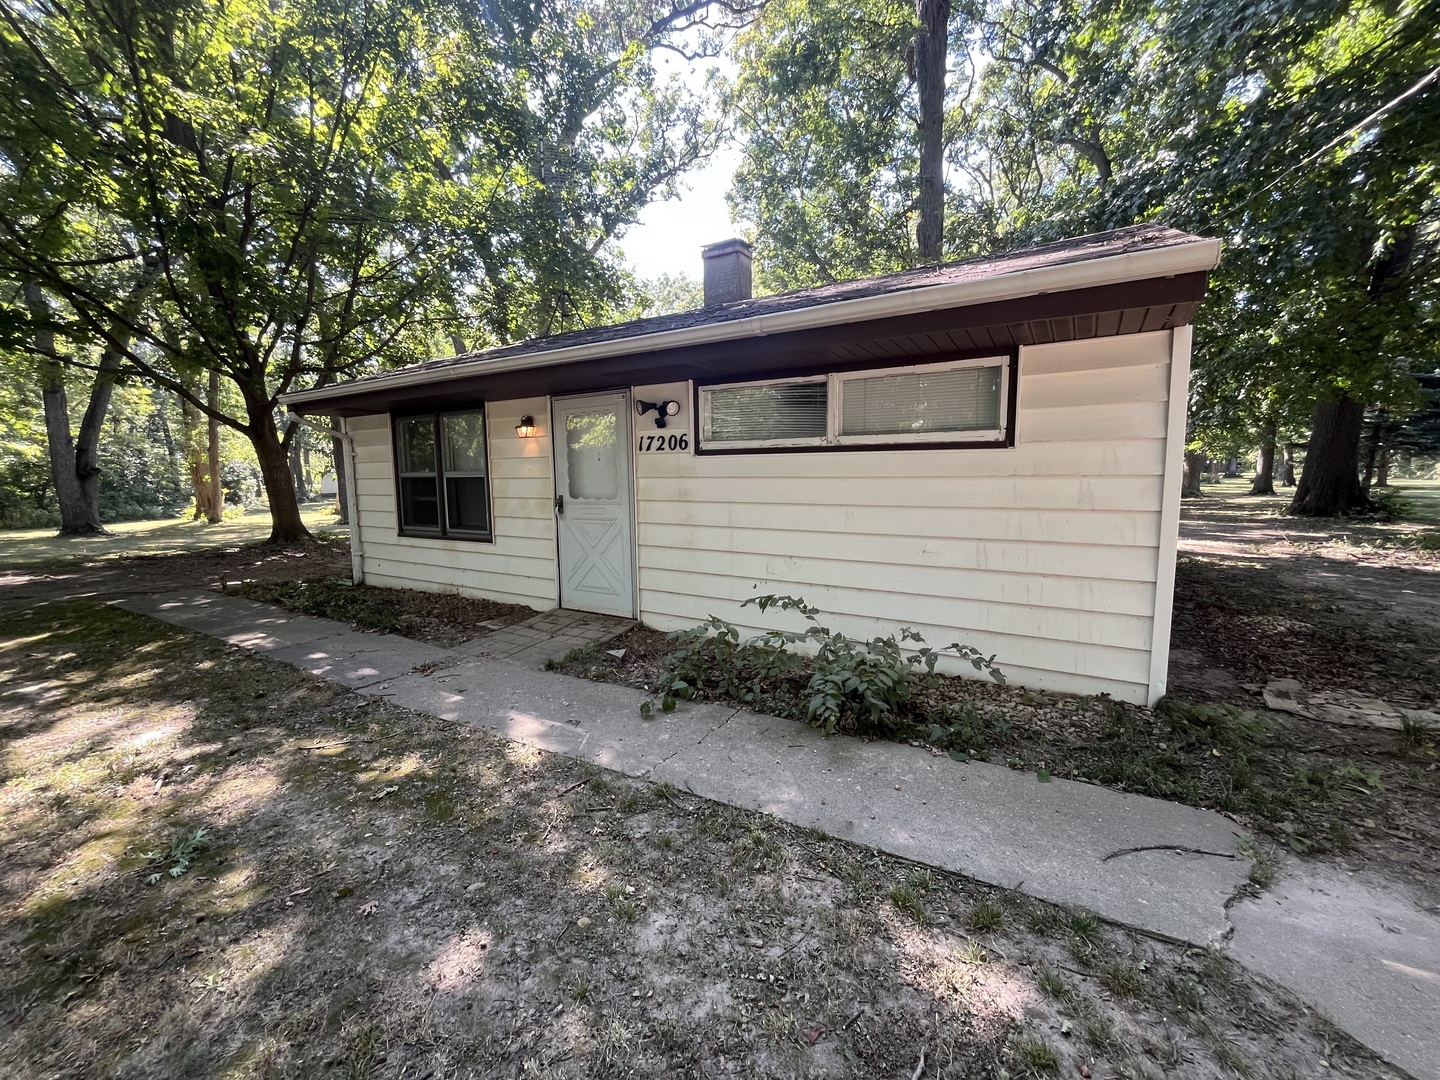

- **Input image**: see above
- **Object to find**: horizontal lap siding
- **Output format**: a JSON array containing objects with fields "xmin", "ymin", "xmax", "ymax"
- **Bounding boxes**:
[
  {"xmin": 346, "ymin": 402, "xmax": 557, "ymax": 609},
  {"xmin": 634, "ymin": 331, "xmax": 1174, "ymax": 704}
]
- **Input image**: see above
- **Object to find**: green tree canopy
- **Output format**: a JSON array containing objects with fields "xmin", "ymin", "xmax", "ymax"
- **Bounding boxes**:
[
  {"xmin": 729, "ymin": 0, "xmax": 1440, "ymax": 512},
  {"xmin": 0, "ymin": 0, "xmax": 736, "ymax": 539}
]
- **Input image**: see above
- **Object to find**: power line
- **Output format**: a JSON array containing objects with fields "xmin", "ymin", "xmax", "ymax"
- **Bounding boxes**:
[{"xmin": 1253, "ymin": 62, "xmax": 1440, "ymax": 201}]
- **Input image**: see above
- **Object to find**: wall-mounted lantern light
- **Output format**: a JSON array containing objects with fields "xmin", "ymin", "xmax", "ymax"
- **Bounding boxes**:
[
  {"xmin": 515, "ymin": 415, "xmax": 537, "ymax": 438},
  {"xmin": 635, "ymin": 399, "xmax": 681, "ymax": 428}
]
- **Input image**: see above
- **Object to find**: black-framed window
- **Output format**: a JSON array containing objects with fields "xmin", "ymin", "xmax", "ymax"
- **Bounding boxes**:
[{"xmin": 393, "ymin": 410, "xmax": 493, "ymax": 541}]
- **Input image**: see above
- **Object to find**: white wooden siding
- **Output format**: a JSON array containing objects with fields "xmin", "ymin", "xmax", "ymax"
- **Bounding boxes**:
[
  {"xmin": 342, "ymin": 328, "xmax": 1183, "ymax": 704},
  {"xmin": 632, "ymin": 329, "xmax": 1178, "ymax": 703},
  {"xmin": 347, "ymin": 401, "xmax": 557, "ymax": 609}
]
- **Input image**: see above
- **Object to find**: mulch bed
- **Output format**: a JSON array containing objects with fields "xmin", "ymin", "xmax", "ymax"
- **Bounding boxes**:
[{"xmin": 234, "ymin": 577, "xmax": 534, "ymax": 647}]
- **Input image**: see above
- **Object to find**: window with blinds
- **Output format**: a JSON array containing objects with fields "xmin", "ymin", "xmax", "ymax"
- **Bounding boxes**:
[
  {"xmin": 837, "ymin": 363, "xmax": 1003, "ymax": 442},
  {"xmin": 698, "ymin": 357, "xmax": 1008, "ymax": 451},
  {"xmin": 701, "ymin": 377, "xmax": 828, "ymax": 447}
]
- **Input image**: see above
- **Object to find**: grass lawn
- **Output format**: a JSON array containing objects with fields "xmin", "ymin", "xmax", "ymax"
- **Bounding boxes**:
[
  {"xmin": 0, "ymin": 502, "xmax": 347, "ymax": 569},
  {"xmin": 1390, "ymin": 477, "xmax": 1440, "ymax": 525},
  {"xmin": 0, "ymin": 600, "xmax": 1396, "ymax": 1079},
  {"xmin": 1181, "ymin": 476, "xmax": 1440, "ymax": 551}
]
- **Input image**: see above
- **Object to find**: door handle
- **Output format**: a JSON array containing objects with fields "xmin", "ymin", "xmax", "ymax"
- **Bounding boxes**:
[{"xmin": 555, "ymin": 493, "xmax": 564, "ymax": 515}]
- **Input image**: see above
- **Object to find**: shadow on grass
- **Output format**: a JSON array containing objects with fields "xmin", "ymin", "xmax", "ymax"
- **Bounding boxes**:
[
  {"xmin": 0, "ymin": 503, "xmax": 348, "ymax": 572},
  {"xmin": 1181, "ymin": 477, "xmax": 1440, "ymax": 547},
  {"xmin": 0, "ymin": 603, "xmax": 1400, "ymax": 1079}
]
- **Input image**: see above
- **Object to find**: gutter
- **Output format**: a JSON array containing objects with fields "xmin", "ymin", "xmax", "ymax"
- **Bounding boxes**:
[
  {"xmin": 283, "ymin": 238, "xmax": 1224, "ymax": 409},
  {"xmin": 286, "ymin": 412, "xmax": 364, "ymax": 585}
]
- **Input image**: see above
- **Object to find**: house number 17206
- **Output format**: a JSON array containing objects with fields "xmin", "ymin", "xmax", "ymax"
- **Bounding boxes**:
[{"xmin": 637, "ymin": 433, "xmax": 689, "ymax": 452}]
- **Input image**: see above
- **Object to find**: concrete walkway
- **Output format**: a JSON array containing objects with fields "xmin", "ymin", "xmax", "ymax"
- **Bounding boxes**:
[
  {"xmin": 456, "ymin": 607, "xmax": 632, "ymax": 668},
  {"xmin": 117, "ymin": 591, "xmax": 1440, "ymax": 1080}
]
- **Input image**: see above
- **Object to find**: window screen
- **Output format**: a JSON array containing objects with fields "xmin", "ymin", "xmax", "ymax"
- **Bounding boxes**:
[
  {"xmin": 397, "ymin": 417, "xmax": 440, "ymax": 531},
  {"xmin": 840, "ymin": 365, "xmax": 1002, "ymax": 438},
  {"xmin": 565, "ymin": 410, "xmax": 620, "ymax": 500},
  {"xmin": 442, "ymin": 412, "xmax": 489, "ymax": 534},
  {"xmin": 704, "ymin": 380, "xmax": 828, "ymax": 444}
]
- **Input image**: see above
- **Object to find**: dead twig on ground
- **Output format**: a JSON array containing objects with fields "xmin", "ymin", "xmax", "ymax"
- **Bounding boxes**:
[{"xmin": 296, "ymin": 734, "xmax": 400, "ymax": 751}]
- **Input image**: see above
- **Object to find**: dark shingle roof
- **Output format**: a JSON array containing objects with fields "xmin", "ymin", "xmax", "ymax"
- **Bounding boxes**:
[{"xmin": 363, "ymin": 225, "xmax": 1205, "ymax": 385}]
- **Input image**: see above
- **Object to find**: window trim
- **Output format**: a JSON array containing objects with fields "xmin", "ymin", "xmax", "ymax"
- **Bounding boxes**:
[
  {"xmin": 695, "ymin": 350, "xmax": 1017, "ymax": 455},
  {"xmin": 391, "ymin": 407, "xmax": 495, "ymax": 543}
]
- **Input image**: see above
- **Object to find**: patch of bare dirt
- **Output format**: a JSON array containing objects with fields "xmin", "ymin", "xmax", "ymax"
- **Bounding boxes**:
[{"xmin": 0, "ymin": 601, "xmax": 1397, "ymax": 1079}]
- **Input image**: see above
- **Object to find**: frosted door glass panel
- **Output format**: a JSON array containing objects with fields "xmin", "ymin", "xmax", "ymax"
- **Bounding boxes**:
[
  {"xmin": 566, "ymin": 411, "xmax": 619, "ymax": 500},
  {"xmin": 706, "ymin": 381, "xmax": 827, "ymax": 442},
  {"xmin": 841, "ymin": 366, "xmax": 1002, "ymax": 436}
]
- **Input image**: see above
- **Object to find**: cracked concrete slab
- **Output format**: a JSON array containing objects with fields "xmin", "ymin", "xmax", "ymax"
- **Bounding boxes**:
[
  {"xmin": 1229, "ymin": 862, "xmax": 1440, "ymax": 1080},
  {"xmin": 265, "ymin": 634, "xmax": 461, "ymax": 689},
  {"xmin": 648, "ymin": 707, "xmax": 1249, "ymax": 946},
  {"xmin": 115, "ymin": 592, "xmax": 360, "ymax": 651},
  {"xmin": 361, "ymin": 658, "xmax": 737, "ymax": 775}
]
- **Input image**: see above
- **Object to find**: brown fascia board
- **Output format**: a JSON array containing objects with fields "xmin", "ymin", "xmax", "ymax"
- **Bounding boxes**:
[{"xmin": 297, "ymin": 271, "xmax": 1209, "ymax": 417}]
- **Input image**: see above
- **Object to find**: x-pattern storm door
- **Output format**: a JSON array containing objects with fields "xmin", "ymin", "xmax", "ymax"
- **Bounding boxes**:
[{"xmin": 552, "ymin": 392, "xmax": 636, "ymax": 618}]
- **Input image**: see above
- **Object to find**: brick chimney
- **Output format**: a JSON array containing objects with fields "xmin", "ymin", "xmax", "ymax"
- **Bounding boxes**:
[{"xmin": 701, "ymin": 238, "xmax": 754, "ymax": 306}]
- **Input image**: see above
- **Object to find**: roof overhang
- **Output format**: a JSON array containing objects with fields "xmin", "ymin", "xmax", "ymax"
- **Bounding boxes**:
[{"xmin": 287, "ymin": 235, "xmax": 1221, "ymax": 417}]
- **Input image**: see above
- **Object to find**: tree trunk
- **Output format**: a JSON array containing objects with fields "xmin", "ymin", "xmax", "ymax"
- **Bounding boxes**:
[
  {"xmin": 71, "ymin": 342, "xmax": 124, "ymax": 527},
  {"xmin": 1281, "ymin": 444, "xmax": 1297, "ymax": 487},
  {"xmin": 1249, "ymin": 418, "xmax": 1277, "ymax": 495},
  {"xmin": 180, "ymin": 383, "xmax": 219, "ymax": 522},
  {"xmin": 250, "ymin": 411, "xmax": 311, "ymax": 543},
  {"xmin": 1360, "ymin": 412, "xmax": 1385, "ymax": 491},
  {"xmin": 1206, "ymin": 457, "xmax": 1220, "ymax": 483},
  {"xmin": 913, "ymin": 0, "xmax": 949, "ymax": 263},
  {"xmin": 1375, "ymin": 445, "xmax": 1390, "ymax": 488},
  {"xmin": 206, "ymin": 370, "xmax": 222, "ymax": 522},
  {"xmin": 288, "ymin": 424, "xmax": 310, "ymax": 503},
  {"xmin": 1182, "ymin": 450, "xmax": 1203, "ymax": 497},
  {"xmin": 1288, "ymin": 397, "xmax": 1371, "ymax": 516},
  {"xmin": 333, "ymin": 433, "xmax": 350, "ymax": 524},
  {"xmin": 26, "ymin": 282, "xmax": 104, "ymax": 535},
  {"xmin": 1249, "ymin": 441, "xmax": 1276, "ymax": 495}
]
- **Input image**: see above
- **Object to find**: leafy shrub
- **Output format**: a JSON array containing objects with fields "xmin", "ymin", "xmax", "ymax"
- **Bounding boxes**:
[
  {"xmin": 0, "ymin": 503, "xmax": 61, "ymax": 530},
  {"xmin": 641, "ymin": 594, "xmax": 1004, "ymax": 736},
  {"xmin": 142, "ymin": 826, "xmax": 211, "ymax": 885},
  {"xmin": 1368, "ymin": 487, "xmax": 1413, "ymax": 520}
]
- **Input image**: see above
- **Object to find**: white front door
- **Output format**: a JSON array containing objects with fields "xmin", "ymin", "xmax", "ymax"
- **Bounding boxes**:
[{"xmin": 553, "ymin": 392, "xmax": 636, "ymax": 618}]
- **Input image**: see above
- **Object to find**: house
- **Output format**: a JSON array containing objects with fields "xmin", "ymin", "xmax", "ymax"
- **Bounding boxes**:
[{"xmin": 284, "ymin": 225, "xmax": 1221, "ymax": 706}]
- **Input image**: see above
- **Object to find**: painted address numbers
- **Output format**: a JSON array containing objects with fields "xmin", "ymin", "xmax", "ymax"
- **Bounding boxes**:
[{"xmin": 637, "ymin": 432, "xmax": 689, "ymax": 452}]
